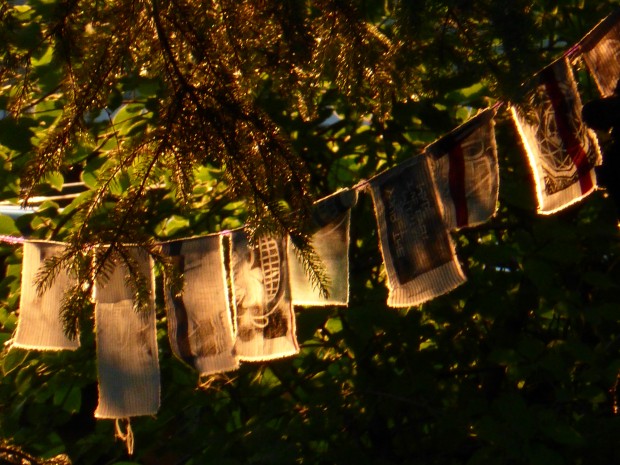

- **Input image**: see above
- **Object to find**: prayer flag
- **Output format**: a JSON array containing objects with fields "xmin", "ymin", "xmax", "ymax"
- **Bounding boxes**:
[
  {"xmin": 511, "ymin": 57, "xmax": 601, "ymax": 214},
  {"xmin": 579, "ymin": 9, "xmax": 620, "ymax": 97},
  {"xmin": 94, "ymin": 248, "xmax": 160, "ymax": 419},
  {"xmin": 288, "ymin": 189, "xmax": 358, "ymax": 306},
  {"xmin": 230, "ymin": 231, "xmax": 299, "ymax": 361},
  {"xmin": 13, "ymin": 241, "xmax": 79, "ymax": 350},
  {"xmin": 161, "ymin": 235, "xmax": 238, "ymax": 376},
  {"xmin": 369, "ymin": 155, "xmax": 466, "ymax": 308},
  {"xmin": 426, "ymin": 109, "xmax": 499, "ymax": 229}
]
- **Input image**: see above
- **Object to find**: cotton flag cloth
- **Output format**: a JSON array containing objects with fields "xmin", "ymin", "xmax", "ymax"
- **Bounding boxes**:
[
  {"xmin": 578, "ymin": 9, "xmax": 620, "ymax": 97},
  {"xmin": 230, "ymin": 231, "xmax": 299, "ymax": 361},
  {"xmin": 94, "ymin": 248, "xmax": 160, "ymax": 419},
  {"xmin": 161, "ymin": 235, "xmax": 238, "ymax": 375},
  {"xmin": 511, "ymin": 57, "xmax": 601, "ymax": 214},
  {"xmin": 369, "ymin": 155, "xmax": 466, "ymax": 308},
  {"xmin": 426, "ymin": 108, "xmax": 499, "ymax": 230},
  {"xmin": 288, "ymin": 189, "xmax": 358, "ymax": 306},
  {"xmin": 13, "ymin": 241, "xmax": 79, "ymax": 351}
]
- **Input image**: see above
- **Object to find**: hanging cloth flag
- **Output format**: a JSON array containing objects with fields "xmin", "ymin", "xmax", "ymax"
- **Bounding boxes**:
[
  {"xmin": 230, "ymin": 230, "xmax": 299, "ymax": 361},
  {"xmin": 94, "ymin": 248, "xmax": 160, "ymax": 419},
  {"xmin": 425, "ymin": 108, "xmax": 499, "ymax": 230},
  {"xmin": 578, "ymin": 9, "xmax": 620, "ymax": 97},
  {"xmin": 288, "ymin": 189, "xmax": 358, "ymax": 306},
  {"xmin": 161, "ymin": 235, "xmax": 238, "ymax": 376},
  {"xmin": 368, "ymin": 155, "xmax": 466, "ymax": 308},
  {"xmin": 13, "ymin": 240, "xmax": 79, "ymax": 351},
  {"xmin": 511, "ymin": 57, "xmax": 602, "ymax": 214}
]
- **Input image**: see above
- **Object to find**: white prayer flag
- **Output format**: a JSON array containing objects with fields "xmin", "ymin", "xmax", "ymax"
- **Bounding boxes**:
[
  {"xmin": 230, "ymin": 231, "xmax": 299, "ymax": 361},
  {"xmin": 288, "ymin": 189, "xmax": 358, "ymax": 306},
  {"xmin": 579, "ymin": 10, "xmax": 620, "ymax": 97},
  {"xmin": 13, "ymin": 241, "xmax": 79, "ymax": 351},
  {"xmin": 94, "ymin": 248, "xmax": 160, "ymax": 419},
  {"xmin": 426, "ymin": 108, "xmax": 499, "ymax": 230},
  {"xmin": 511, "ymin": 57, "xmax": 601, "ymax": 214},
  {"xmin": 369, "ymin": 155, "xmax": 466, "ymax": 308},
  {"xmin": 161, "ymin": 235, "xmax": 238, "ymax": 376}
]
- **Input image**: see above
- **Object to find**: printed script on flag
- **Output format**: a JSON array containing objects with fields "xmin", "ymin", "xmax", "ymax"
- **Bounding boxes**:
[
  {"xmin": 369, "ymin": 155, "xmax": 466, "ymax": 308},
  {"xmin": 511, "ymin": 57, "xmax": 601, "ymax": 214},
  {"xmin": 425, "ymin": 108, "xmax": 499, "ymax": 230},
  {"xmin": 579, "ymin": 9, "xmax": 620, "ymax": 97}
]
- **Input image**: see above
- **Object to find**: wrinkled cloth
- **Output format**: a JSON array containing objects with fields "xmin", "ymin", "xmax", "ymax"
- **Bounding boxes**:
[
  {"xmin": 368, "ymin": 155, "xmax": 466, "ymax": 308},
  {"xmin": 13, "ymin": 241, "xmax": 79, "ymax": 351},
  {"xmin": 161, "ymin": 235, "xmax": 238, "ymax": 375},
  {"xmin": 230, "ymin": 231, "xmax": 299, "ymax": 361},
  {"xmin": 426, "ymin": 108, "xmax": 499, "ymax": 230},
  {"xmin": 511, "ymin": 57, "xmax": 601, "ymax": 214},
  {"xmin": 288, "ymin": 189, "xmax": 357, "ymax": 306},
  {"xmin": 579, "ymin": 9, "xmax": 620, "ymax": 98},
  {"xmin": 94, "ymin": 248, "xmax": 160, "ymax": 419}
]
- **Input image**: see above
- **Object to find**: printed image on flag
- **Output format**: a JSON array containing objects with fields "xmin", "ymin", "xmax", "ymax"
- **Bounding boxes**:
[
  {"xmin": 426, "ymin": 108, "xmax": 499, "ymax": 230},
  {"xmin": 161, "ymin": 235, "xmax": 238, "ymax": 376},
  {"xmin": 13, "ymin": 241, "xmax": 80, "ymax": 351},
  {"xmin": 288, "ymin": 189, "xmax": 358, "ymax": 306},
  {"xmin": 579, "ymin": 9, "xmax": 620, "ymax": 97},
  {"xmin": 369, "ymin": 155, "xmax": 466, "ymax": 308},
  {"xmin": 230, "ymin": 231, "xmax": 299, "ymax": 361},
  {"xmin": 511, "ymin": 57, "xmax": 601, "ymax": 214},
  {"xmin": 94, "ymin": 248, "xmax": 160, "ymax": 419}
]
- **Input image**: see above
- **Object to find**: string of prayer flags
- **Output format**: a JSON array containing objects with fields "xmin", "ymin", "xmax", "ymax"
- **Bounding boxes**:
[
  {"xmin": 4, "ymin": 11, "xmax": 620, "ymax": 432},
  {"xmin": 230, "ymin": 230, "xmax": 299, "ymax": 361},
  {"xmin": 94, "ymin": 248, "xmax": 160, "ymax": 419},
  {"xmin": 288, "ymin": 189, "xmax": 358, "ymax": 306},
  {"xmin": 161, "ymin": 235, "xmax": 238, "ymax": 376},
  {"xmin": 511, "ymin": 57, "xmax": 602, "ymax": 214},
  {"xmin": 578, "ymin": 9, "xmax": 620, "ymax": 97},
  {"xmin": 368, "ymin": 155, "xmax": 466, "ymax": 308},
  {"xmin": 13, "ymin": 241, "xmax": 79, "ymax": 351},
  {"xmin": 426, "ymin": 108, "xmax": 499, "ymax": 230}
]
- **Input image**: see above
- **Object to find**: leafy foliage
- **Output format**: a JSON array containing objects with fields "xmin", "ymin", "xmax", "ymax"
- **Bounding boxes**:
[{"xmin": 1, "ymin": 0, "xmax": 620, "ymax": 464}]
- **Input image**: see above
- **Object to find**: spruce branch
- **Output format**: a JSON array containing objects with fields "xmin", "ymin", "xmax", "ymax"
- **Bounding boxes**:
[
  {"xmin": 114, "ymin": 245, "xmax": 153, "ymax": 313},
  {"xmin": 290, "ymin": 231, "xmax": 331, "ymax": 299}
]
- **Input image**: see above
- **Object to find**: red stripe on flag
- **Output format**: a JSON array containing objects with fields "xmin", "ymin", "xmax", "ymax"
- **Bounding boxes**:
[
  {"xmin": 541, "ymin": 66, "xmax": 594, "ymax": 194},
  {"xmin": 448, "ymin": 143, "xmax": 469, "ymax": 227}
]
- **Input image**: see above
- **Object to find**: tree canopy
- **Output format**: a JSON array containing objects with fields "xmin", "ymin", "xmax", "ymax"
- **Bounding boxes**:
[{"xmin": 1, "ymin": 1, "xmax": 620, "ymax": 464}]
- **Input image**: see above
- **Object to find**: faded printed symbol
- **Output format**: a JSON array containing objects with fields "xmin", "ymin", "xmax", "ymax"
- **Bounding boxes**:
[{"xmin": 234, "ymin": 235, "xmax": 289, "ymax": 342}]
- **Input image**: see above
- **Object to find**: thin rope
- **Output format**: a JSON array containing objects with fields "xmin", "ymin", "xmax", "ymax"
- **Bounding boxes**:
[
  {"xmin": 564, "ymin": 43, "xmax": 581, "ymax": 58},
  {"xmin": 0, "ymin": 235, "xmax": 26, "ymax": 244},
  {"xmin": 115, "ymin": 418, "xmax": 135, "ymax": 456}
]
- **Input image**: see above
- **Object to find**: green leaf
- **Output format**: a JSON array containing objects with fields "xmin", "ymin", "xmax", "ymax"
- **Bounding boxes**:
[
  {"xmin": 2, "ymin": 349, "xmax": 29, "ymax": 376},
  {"xmin": 0, "ymin": 214, "xmax": 20, "ymax": 235},
  {"xmin": 0, "ymin": 333, "xmax": 11, "ymax": 346},
  {"xmin": 156, "ymin": 215, "xmax": 190, "ymax": 238},
  {"xmin": 42, "ymin": 171, "xmax": 64, "ymax": 192},
  {"xmin": 53, "ymin": 384, "xmax": 82, "ymax": 414},
  {"xmin": 527, "ymin": 444, "xmax": 565, "ymax": 465},
  {"xmin": 109, "ymin": 171, "xmax": 131, "ymax": 196},
  {"xmin": 0, "ymin": 118, "xmax": 36, "ymax": 152},
  {"xmin": 81, "ymin": 156, "xmax": 108, "ymax": 189},
  {"xmin": 31, "ymin": 46, "xmax": 54, "ymax": 67},
  {"xmin": 582, "ymin": 270, "xmax": 618, "ymax": 290},
  {"xmin": 543, "ymin": 421, "xmax": 584, "ymax": 447}
]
